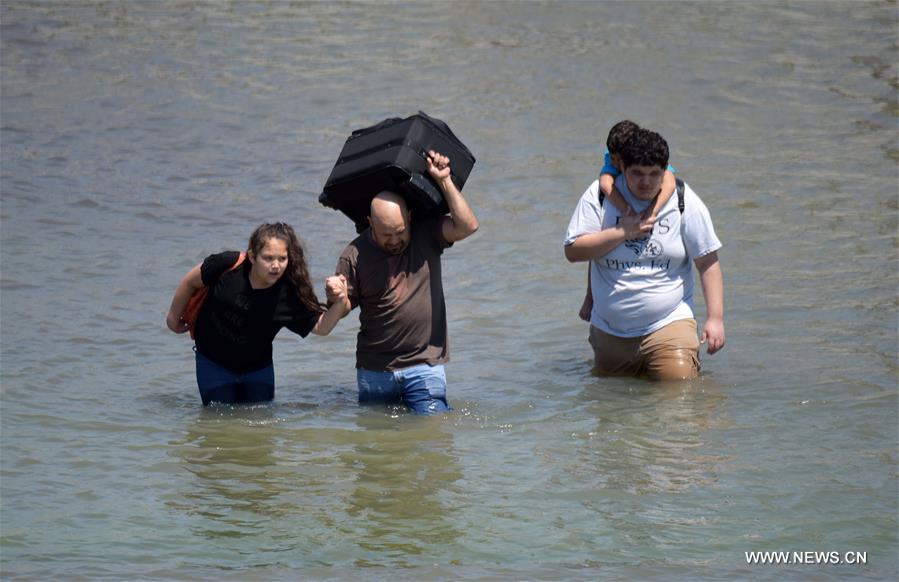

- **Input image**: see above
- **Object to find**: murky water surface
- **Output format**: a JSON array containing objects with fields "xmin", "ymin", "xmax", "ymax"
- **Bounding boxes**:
[{"xmin": 1, "ymin": 1, "xmax": 896, "ymax": 579}]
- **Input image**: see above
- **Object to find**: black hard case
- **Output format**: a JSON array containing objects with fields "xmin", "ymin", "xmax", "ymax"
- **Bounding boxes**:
[{"xmin": 319, "ymin": 112, "xmax": 475, "ymax": 231}]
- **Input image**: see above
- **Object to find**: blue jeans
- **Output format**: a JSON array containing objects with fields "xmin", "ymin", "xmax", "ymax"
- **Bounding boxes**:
[
  {"xmin": 357, "ymin": 364, "xmax": 450, "ymax": 415},
  {"xmin": 195, "ymin": 350, "xmax": 275, "ymax": 406}
]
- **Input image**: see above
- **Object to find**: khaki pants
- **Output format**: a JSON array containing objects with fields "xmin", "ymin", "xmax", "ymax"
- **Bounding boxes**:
[{"xmin": 589, "ymin": 319, "xmax": 701, "ymax": 381}]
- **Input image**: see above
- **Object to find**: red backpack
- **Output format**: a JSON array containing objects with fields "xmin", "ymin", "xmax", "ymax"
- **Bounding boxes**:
[{"xmin": 183, "ymin": 252, "xmax": 246, "ymax": 340}]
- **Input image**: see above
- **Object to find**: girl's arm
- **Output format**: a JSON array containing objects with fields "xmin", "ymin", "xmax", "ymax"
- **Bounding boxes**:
[
  {"xmin": 166, "ymin": 264, "xmax": 204, "ymax": 333},
  {"xmin": 311, "ymin": 275, "xmax": 351, "ymax": 336}
]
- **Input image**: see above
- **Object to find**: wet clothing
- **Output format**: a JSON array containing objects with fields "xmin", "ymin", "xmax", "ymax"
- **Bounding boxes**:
[
  {"xmin": 195, "ymin": 350, "xmax": 275, "ymax": 406},
  {"xmin": 356, "ymin": 364, "xmax": 450, "ymax": 414},
  {"xmin": 194, "ymin": 251, "xmax": 319, "ymax": 375},
  {"xmin": 336, "ymin": 218, "xmax": 452, "ymax": 372},
  {"xmin": 589, "ymin": 319, "xmax": 700, "ymax": 380}
]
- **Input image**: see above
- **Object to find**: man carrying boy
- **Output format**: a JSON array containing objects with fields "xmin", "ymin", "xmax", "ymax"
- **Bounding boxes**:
[
  {"xmin": 578, "ymin": 120, "xmax": 678, "ymax": 321},
  {"xmin": 564, "ymin": 128, "xmax": 725, "ymax": 380},
  {"xmin": 330, "ymin": 150, "xmax": 479, "ymax": 414}
]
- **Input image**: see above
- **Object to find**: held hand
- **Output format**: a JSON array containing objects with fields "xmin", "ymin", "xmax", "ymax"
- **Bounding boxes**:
[
  {"xmin": 166, "ymin": 311, "xmax": 189, "ymax": 334},
  {"xmin": 426, "ymin": 150, "xmax": 452, "ymax": 184},
  {"xmin": 701, "ymin": 317, "xmax": 726, "ymax": 355},
  {"xmin": 324, "ymin": 274, "xmax": 348, "ymax": 303}
]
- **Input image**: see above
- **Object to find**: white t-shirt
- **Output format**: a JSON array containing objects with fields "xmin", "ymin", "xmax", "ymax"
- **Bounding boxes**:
[{"xmin": 564, "ymin": 175, "xmax": 722, "ymax": 337}]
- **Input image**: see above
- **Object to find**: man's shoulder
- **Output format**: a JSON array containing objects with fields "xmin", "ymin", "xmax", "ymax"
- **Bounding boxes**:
[
  {"xmin": 413, "ymin": 215, "xmax": 455, "ymax": 252},
  {"xmin": 678, "ymin": 181, "xmax": 712, "ymax": 215},
  {"xmin": 341, "ymin": 230, "xmax": 370, "ymax": 256},
  {"xmin": 577, "ymin": 180, "xmax": 601, "ymax": 206},
  {"xmin": 413, "ymin": 214, "xmax": 446, "ymax": 236}
]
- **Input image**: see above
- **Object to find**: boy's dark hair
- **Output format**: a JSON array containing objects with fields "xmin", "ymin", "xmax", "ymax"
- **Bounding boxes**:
[
  {"xmin": 619, "ymin": 128, "xmax": 669, "ymax": 170},
  {"xmin": 606, "ymin": 120, "xmax": 640, "ymax": 155}
]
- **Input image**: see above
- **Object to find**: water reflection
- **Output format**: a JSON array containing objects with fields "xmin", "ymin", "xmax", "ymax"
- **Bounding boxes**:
[
  {"xmin": 529, "ymin": 378, "xmax": 736, "ymax": 562},
  {"xmin": 165, "ymin": 402, "xmax": 463, "ymax": 565},
  {"xmin": 339, "ymin": 410, "xmax": 463, "ymax": 565},
  {"xmin": 578, "ymin": 378, "xmax": 730, "ymax": 496},
  {"xmin": 167, "ymin": 406, "xmax": 289, "ymax": 540}
]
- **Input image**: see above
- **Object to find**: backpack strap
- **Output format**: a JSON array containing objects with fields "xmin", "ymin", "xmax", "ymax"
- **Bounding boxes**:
[
  {"xmin": 230, "ymin": 251, "xmax": 247, "ymax": 272},
  {"xmin": 598, "ymin": 170, "xmax": 606, "ymax": 207},
  {"xmin": 184, "ymin": 252, "xmax": 246, "ymax": 340}
]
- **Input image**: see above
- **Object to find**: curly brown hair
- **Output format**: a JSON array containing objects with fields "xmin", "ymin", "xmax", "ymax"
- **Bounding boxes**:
[{"xmin": 619, "ymin": 128, "xmax": 669, "ymax": 170}]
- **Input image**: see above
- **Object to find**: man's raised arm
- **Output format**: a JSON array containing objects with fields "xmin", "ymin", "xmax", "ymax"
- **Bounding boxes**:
[{"xmin": 427, "ymin": 150, "xmax": 479, "ymax": 243}]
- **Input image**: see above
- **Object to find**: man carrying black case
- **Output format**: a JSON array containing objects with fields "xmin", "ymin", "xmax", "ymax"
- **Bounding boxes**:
[
  {"xmin": 326, "ymin": 150, "xmax": 479, "ymax": 414},
  {"xmin": 319, "ymin": 112, "xmax": 476, "ymax": 232}
]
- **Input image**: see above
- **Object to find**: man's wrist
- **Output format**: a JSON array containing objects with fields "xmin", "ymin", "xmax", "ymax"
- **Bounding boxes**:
[
  {"xmin": 437, "ymin": 176, "xmax": 455, "ymax": 191},
  {"xmin": 615, "ymin": 224, "xmax": 632, "ymax": 240}
]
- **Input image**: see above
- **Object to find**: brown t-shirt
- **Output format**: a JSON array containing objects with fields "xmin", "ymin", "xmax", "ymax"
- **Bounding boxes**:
[{"xmin": 336, "ymin": 217, "xmax": 452, "ymax": 371}]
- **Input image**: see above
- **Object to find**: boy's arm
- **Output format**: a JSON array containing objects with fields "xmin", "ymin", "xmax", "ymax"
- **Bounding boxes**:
[
  {"xmin": 599, "ymin": 173, "xmax": 635, "ymax": 216},
  {"xmin": 645, "ymin": 170, "xmax": 677, "ymax": 219}
]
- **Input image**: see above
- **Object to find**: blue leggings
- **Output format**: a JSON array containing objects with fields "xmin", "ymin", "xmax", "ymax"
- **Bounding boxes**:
[{"xmin": 195, "ymin": 350, "xmax": 275, "ymax": 406}]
